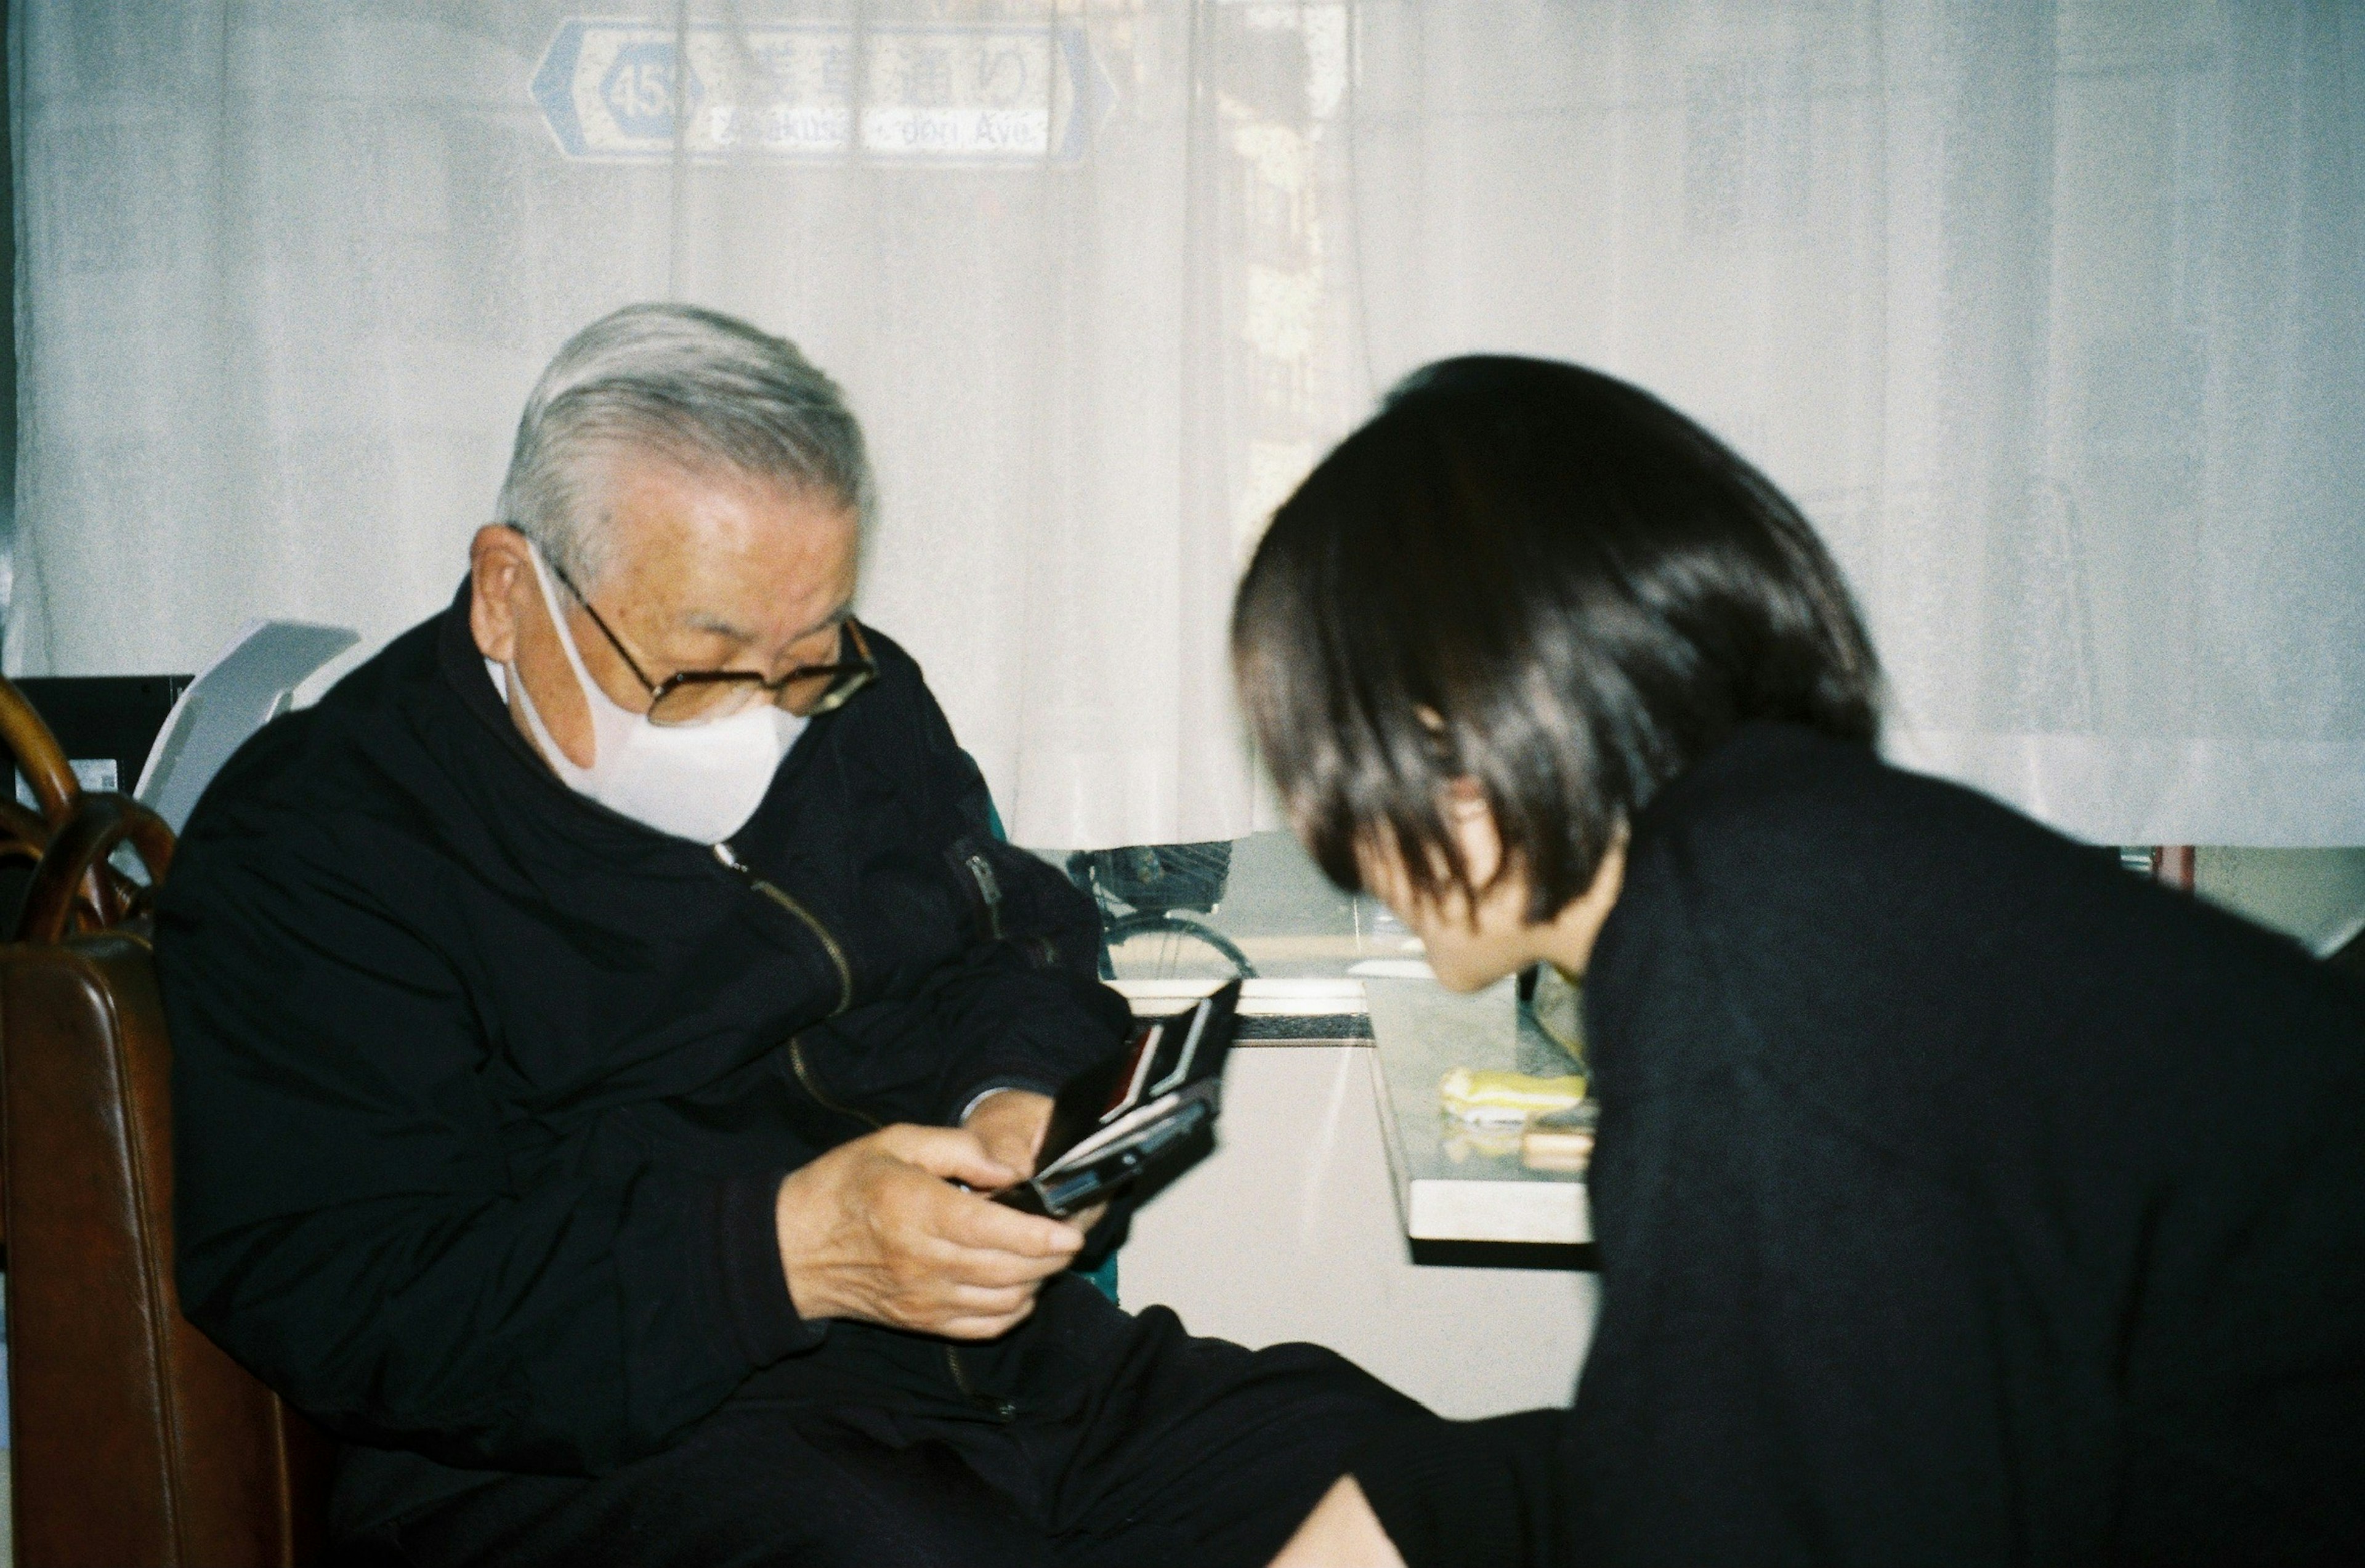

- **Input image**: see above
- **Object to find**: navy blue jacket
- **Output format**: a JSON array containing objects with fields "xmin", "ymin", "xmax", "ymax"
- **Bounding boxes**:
[{"xmin": 158, "ymin": 584, "xmax": 1126, "ymax": 1477}]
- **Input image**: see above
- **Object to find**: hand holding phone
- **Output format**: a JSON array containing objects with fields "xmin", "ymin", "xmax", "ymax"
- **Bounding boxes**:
[{"xmin": 995, "ymin": 979, "xmax": 1242, "ymax": 1219}]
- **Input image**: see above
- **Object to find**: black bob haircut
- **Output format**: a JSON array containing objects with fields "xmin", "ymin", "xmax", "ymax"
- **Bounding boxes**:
[{"xmin": 1232, "ymin": 355, "xmax": 1882, "ymax": 921}]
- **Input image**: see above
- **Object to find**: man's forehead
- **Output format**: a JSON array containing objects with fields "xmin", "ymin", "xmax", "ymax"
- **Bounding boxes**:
[{"xmin": 600, "ymin": 456, "xmax": 859, "ymax": 640}]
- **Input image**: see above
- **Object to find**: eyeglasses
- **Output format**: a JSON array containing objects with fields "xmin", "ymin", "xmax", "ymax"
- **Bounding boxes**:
[{"xmin": 540, "ymin": 551, "xmax": 876, "ymax": 725}]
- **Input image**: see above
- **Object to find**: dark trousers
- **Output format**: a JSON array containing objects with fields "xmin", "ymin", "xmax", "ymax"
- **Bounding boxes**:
[{"xmin": 338, "ymin": 1279, "xmax": 1421, "ymax": 1567}]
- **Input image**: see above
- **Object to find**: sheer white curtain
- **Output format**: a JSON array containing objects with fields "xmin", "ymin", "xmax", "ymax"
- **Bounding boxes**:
[
  {"xmin": 8, "ymin": 2, "xmax": 2361, "ymax": 848},
  {"xmin": 1340, "ymin": 1, "xmax": 2365, "ymax": 846}
]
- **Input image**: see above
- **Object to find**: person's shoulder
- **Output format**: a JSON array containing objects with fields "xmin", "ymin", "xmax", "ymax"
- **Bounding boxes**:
[
  {"xmin": 166, "ymin": 610, "xmax": 479, "ymax": 911},
  {"xmin": 1625, "ymin": 722, "xmax": 2096, "ymax": 954},
  {"xmin": 835, "ymin": 621, "xmax": 963, "ymax": 750},
  {"xmin": 1615, "ymin": 721, "xmax": 2362, "ymax": 1097},
  {"xmin": 185, "ymin": 616, "xmax": 442, "ymax": 819},
  {"xmin": 1646, "ymin": 721, "xmax": 2053, "ymax": 865},
  {"xmin": 1651, "ymin": 726, "xmax": 2345, "ymax": 997}
]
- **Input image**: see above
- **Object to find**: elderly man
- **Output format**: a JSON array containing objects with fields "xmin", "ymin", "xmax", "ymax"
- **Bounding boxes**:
[{"xmin": 158, "ymin": 303, "xmax": 1415, "ymax": 1567}]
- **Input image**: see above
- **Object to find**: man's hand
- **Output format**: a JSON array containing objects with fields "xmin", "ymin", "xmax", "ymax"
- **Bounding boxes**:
[
  {"xmin": 1269, "ymin": 1475, "xmax": 1405, "ymax": 1568},
  {"xmin": 964, "ymin": 1089, "xmax": 1109, "ymax": 1235},
  {"xmin": 962, "ymin": 1088, "xmax": 1058, "ymax": 1179},
  {"xmin": 773, "ymin": 1123, "xmax": 1083, "ymax": 1338}
]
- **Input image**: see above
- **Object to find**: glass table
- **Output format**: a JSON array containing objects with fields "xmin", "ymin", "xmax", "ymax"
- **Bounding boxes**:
[{"xmin": 1363, "ymin": 975, "xmax": 1592, "ymax": 1245}]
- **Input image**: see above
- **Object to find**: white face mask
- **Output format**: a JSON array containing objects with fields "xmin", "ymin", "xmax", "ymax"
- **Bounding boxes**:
[{"xmin": 504, "ymin": 544, "xmax": 807, "ymax": 844}]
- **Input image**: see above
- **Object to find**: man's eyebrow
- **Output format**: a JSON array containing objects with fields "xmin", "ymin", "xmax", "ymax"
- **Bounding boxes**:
[
  {"xmin": 682, "ymin": 610, "xmax": 755, "ymax": 640},
  {"xmin": 679, "ymin": 600, "xmax": 853, "ymax": 644},
  {"xmin": 797, "ymin": 600, "xmax": 857, "ymax": 642}
]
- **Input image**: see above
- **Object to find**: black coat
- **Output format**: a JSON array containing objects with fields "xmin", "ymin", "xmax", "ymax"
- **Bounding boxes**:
[
  {"xmin": 1352, "ymin": 723, "xmax": 2365, "ymax": 1566},
  {"xmin": 158, "ymin": 585, "xmax": 1129, "ymax": 1477}
]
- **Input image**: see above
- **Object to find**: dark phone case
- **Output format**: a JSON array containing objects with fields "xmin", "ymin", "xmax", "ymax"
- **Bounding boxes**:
[
  {"xmin": 996, "ymin": 979, "xmax": 1241, "ymax": 1217},
  {"xmin": 997, "ymin": 1055, "xmax": 1128, "ymax": 1216}
]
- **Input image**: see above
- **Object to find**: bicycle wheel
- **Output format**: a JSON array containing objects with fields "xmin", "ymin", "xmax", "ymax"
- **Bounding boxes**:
[{"xmin": 1099, "ymin": 911, "xmax": 1257, "ymax": 981}]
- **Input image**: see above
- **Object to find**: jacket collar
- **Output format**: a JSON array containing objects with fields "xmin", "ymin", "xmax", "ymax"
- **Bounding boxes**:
[{"xmin": 434, "ymin": 575, "xmax": 556, "ymax": 774}]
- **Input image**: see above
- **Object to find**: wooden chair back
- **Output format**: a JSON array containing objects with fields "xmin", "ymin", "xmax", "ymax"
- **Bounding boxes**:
[{"xmin": 1, "ymin": 685, "xmax": 336, "ymax": 1566}]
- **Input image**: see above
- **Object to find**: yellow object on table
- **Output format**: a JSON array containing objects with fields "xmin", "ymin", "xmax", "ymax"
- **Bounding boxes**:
[{"xmin": 1437, "ymin": 1065, "xmax": 1587, "ymax": 1128}]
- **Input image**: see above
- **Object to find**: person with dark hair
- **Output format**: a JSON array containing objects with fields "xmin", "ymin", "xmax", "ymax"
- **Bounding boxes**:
[{"xmin": 1241, "ymin": 357, "xmax": 2365, "ymax": 1567}]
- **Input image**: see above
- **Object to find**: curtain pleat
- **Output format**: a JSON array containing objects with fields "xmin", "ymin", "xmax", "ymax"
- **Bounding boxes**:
[{"xmin": 7, "ymin": 1, "xmax": 2360, "ymax": 846}]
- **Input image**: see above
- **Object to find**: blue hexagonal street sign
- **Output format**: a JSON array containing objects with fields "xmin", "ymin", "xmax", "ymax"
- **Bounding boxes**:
[
  {"xmin": 532, "ymin": 18, "xmax": 1111, "ymax": 164},
  {"xmin": 599, "ymin": 39, "xmax": 701, "ymax": 140}
]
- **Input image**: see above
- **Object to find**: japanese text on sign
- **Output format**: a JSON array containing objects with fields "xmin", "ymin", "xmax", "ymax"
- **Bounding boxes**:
[{"xmin": 533, "ymin": 20, "xmax": 1107, "ymax": 163}]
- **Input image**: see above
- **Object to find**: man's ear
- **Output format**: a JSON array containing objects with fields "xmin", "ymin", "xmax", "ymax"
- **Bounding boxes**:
[{"xmin": 469, "ymin": 525, "xmax": 530, "ymax": 663}]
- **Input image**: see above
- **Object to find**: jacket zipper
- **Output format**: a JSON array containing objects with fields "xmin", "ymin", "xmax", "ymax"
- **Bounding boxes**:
[
  {"xmin": 945, "ymin": 1344, "xmax": 1018, "ymax": 1422},
  {"xmin": 726, "ymin": 844, "xmax": 1014, "ymax": 1421},
  {"xmin": 786, "ymin": 1035, "xmax": 881, "ymax": 1131},
  {"xmin": 963, "ymin": 852, "xmax": 1005, "ymax": 940},
  {"xmin": 713, "ymin": 842, "xmax": 854, "ymax": 1016}
]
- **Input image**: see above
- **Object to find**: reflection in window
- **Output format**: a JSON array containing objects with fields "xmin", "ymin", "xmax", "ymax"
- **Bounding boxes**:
[{"xmin": 1046, "ymin": 831, "xmax": 1412, "ymax": 984}]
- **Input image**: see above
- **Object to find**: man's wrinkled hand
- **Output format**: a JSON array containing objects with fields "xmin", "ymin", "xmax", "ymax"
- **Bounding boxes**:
[
  {"xmin": 772, "ymin": 1123, "xmax": 1083, "ymax": 1339},
  {"xmin": 964, "ymin": 1089, "xmax": 1108, "ymax": 1235},
  {"xmin": 962, "ymin": 1088, "xmax": 1057, "ymax": 1179}
]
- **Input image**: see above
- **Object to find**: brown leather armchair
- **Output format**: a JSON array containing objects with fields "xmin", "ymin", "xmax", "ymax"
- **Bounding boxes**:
[{"xmin": 2, "ymin": 677, "xmax": 334, "ymax": 1566}]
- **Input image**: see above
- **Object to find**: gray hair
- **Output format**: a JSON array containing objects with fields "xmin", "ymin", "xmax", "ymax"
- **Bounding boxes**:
[{"xmin": 497, "ymin": 302, "xmax": 873, "ymax": 592}]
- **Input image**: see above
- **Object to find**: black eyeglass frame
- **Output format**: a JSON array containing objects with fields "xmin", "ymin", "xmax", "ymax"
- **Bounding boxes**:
[{"xmin": 535, "ymin": 545, "xmax": 877, "ymax": 725}]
